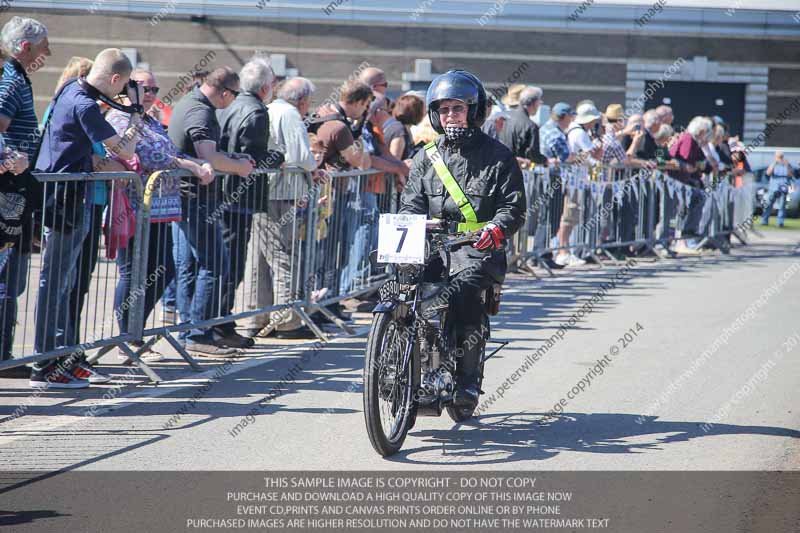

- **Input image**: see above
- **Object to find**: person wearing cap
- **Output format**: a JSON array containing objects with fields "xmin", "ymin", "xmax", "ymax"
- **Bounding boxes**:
[
  {"xmin": 567, "ymin": 102, "xmax": 602, "ymax": 163},
  {"xmin": 576, "ymin": 99, "xmax": 603, "ymax": 139},
  {"xmin": 497, "ymin": 85, "xmax": 546, "ymax": 167},
  {"xmin": 541, "ymin": 103, "xmax": 588, "ymax": 267},
  {"xmin": 400, "ymin": 69, "xmax": 526, "ymax": 412},
  {"xmin": 540, "ymin": 102, "xmax": 576, "ymax": 165}
]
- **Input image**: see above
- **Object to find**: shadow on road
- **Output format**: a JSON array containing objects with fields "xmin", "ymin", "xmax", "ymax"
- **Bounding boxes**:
[
  {"xmin": 1, "ymin": 238, "xmax": 797, "ymax": 472},
  {"xmin": 392, "ymin": 411, "xmax": 800, "ymax": 465}
]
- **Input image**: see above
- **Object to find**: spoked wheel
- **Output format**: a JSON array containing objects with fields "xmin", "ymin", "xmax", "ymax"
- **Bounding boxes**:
[
  {"xmin": 363, "ymin": 312, "xmax": 417, "ymax": 457},
  {"xmin": 447, "ymin": 315, "xmax": 489, "ymax": 423}
]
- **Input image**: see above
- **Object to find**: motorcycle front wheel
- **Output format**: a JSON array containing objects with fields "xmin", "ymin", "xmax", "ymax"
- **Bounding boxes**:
[{"xmin": 363, "ymin": 312, "xmax": 417, "ymax": 457}]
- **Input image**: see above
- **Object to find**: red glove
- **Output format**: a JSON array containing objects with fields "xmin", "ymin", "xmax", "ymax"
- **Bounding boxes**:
[{"xmin": 473, "ymin": 223, "xmax": 505, "ymax": 251}]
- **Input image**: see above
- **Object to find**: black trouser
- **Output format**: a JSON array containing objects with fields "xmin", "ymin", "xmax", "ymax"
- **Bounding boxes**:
[
  {"xmin": 219, "ymin": 210, "xmax": 253, "ymax": 334},
  {"xmin": 426, "ymin": 259, "xmax": 493, "ymax": 388}
]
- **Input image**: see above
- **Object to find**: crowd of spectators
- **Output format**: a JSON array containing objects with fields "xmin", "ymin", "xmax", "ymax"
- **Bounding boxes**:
[
  {"xmin": 0, "ymin": 16, "xmax": 787, "ymax": 387},
  {"xmin": 491, "ymin": 82, "xmax": 764, "ymax": 263}
]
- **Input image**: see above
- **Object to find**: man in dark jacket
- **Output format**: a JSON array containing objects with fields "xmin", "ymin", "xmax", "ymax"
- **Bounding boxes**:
[
  {"xmin": 497, "ymin": 85, "xmax": 546, "ymax": 167},
  {"xmin": 217, "ymin": 57, "xmax": 281, "ymax": 345},
  {"xmin": 400, "ymin": 70, "xmax": 526, "ymax": 410}
]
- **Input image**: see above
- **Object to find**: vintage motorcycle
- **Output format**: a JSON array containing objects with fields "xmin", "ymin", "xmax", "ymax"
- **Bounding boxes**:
[{"xmin": 363, "ymin": 220, "xmax": 504, "ymax": 457}]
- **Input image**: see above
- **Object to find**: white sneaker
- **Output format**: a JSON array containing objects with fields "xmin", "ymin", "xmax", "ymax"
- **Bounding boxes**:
[
  {"xmin": 673, "ymin": 243, "xmax": 702, "ymax": 256},
  {"xmin": 311, "ymin": 288, "xmax": 329, "ymax": 304},
  {"xmin": 73, "ymin": 363, "xmax": 112, "ymax": 384},
  {"xmin": 554, "ymin": 254, "xmax": 569, "ymax": 266},
  {"xmin": 654, "ymin": 245, "xmax": 673, "ymax": 259},
  {"xmin": 141, "ymin": 351, "xmax": 165, "ymax": 363},
  {"xmin": 563, "ymin": 254, "xmax": 586, "ymax": 267}
]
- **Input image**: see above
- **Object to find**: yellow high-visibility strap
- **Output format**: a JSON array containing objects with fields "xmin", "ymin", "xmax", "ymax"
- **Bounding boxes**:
[
  {"xmin": 431, "ymin": 218, "xmax": 486, "ymax": 233},
  {"xmin": 424, "ymin": 141, "xmax": 480, "ymax": 226}
]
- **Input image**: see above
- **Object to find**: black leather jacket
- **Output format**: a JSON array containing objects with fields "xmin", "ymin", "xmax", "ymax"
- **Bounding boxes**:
[
  {"xmin": 498, "ymin": 106, "xmax": 547, "ymax": 164},
  {"xmin": 217, "ymin": 92, "xmax": 276, "ymax": 212},
  {"xmin": 399, "ymin": 130, "xmax": 526, "ymax": 280}
]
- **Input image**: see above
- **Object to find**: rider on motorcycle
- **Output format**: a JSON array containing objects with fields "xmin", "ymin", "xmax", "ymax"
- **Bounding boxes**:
[{"xmin": 399, "ymin": 69, "xmax": 526, "ymax": 410}]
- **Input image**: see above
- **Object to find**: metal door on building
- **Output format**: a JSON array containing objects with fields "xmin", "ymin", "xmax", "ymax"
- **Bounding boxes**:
[{"xmin": 645, "ymin": 81, "xmax": 746, "ymax": 138}]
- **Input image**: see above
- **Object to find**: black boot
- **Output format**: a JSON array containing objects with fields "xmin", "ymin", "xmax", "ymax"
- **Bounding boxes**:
[{"xmin": 453, "ymin": 326, "xmax": 484, "ymax": 410}]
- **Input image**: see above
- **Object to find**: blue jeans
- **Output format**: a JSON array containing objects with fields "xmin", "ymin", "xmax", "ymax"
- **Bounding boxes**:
[
  {"xmin": 176, "ymin": 203, "xmax": 229, "ymax": 342},
  {"xmin": 761, "ymin": 190, "xmax": 787, "ymax": 226},
  {"xmin": 0, "ymin": 247, "xmax": 30, "ymax": 359},
  {"xmin": 115, "ymin": 222, "xmax": 175, "ymax": 335},
  {"xmin": 339, "ymin": 191, "xmax": 378, "ymax": 295},
  {"xmin": 173, "ymin": 220, "xmax": 194, "ymax": 324},
  {"xmin": 34, "ymin": 203, "xmax": 91, "ymax": 359},
  {"xmin": 160, "ymin": 222, "xmax": 188, "ymax": 310}
]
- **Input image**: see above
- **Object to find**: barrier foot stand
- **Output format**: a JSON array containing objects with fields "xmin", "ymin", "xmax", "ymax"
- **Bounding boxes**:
[
  {"xmin": 115, "ymin": 335, "xmax": 161, "ymax": 367},
  {"xmin": 314, "ymin": 304, "xmax": 356, "ymax": 336},
  {"xmin": 602, "ymin": 248, "xmax": 621, "ymax": 264},
  {"xmin": 535, "ymin": 255, "xmax": 555, "ymax": 277},
  {"xmin": 591, "ymin": 252, "xmax": 606, "ymax": 269},
  {"xmin": 732, "ymin": 230, "xmax": 748, "ymax": 246},
  {"xmin": 85, "ymin": 343, "xmax": 118, "ymax": 365},
  {"xmin": 295, "ymin": 304, "xmax": 330, "ymax": 342},
  {"xmin": 118, "ymin": 343, "xmax": 163, "ymax": 384},
  {"xmin": 163, "ymin": 333, "xmax": 203, "ymax": 372},
  {"xmin": 645, "ymin": 243, "xmax": 660, "ymax": 261},
  {"xmin": 483, "ymin": 340, "xmax": 510, "ymax": 362},
  {"xmin": 518, "ymin": 258, "xmax": 540, "ymax": 278},
  {"xmin": 717, "ymin": 237, "xmax": 732, "ymax": 255}
]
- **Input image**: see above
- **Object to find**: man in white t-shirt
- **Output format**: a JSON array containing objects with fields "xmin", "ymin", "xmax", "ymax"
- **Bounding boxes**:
[{"xmin": 567, "ymin": 103, "xmax": 602, "ymax": 164}]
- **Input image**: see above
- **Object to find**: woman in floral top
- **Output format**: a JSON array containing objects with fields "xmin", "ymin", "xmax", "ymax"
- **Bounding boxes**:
[{"xmin": 106, "ymin": 69, "xmax": 213, "ymax": 354}]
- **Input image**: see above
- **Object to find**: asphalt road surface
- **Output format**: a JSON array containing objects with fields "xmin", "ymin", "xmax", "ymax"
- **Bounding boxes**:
[{"xmin": 2, "ymin": 232, "xmax": 798, "ymax": 474}]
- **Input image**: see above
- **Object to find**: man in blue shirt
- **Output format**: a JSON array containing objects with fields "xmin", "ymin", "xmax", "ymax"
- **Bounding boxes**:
[
  {"xmin": 31, "ymin": 48, "xmax": 143, "ymax": 389},
  {"xmin": 540, "ymin": 102, "xmax": 575, "ymax": 165},
  {"xmin": 0, "ymin": 16, "xmax": 50, "ymax": 377}
]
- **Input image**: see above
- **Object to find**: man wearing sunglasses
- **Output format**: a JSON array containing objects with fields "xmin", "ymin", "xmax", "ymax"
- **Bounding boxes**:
[
  {"xmin": 359, "ymin": 67, "xmax": 388, "ymax": 97},
  {"xmin": 168, "ymin": 66, "xmax": 256, "ymax": 356},
  {"xmin": 400, "ymin": 69, "xmax": 526, "ymax": 412}
]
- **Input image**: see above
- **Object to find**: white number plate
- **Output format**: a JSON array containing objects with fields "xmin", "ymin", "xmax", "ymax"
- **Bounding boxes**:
[{"xmin": 377, "ymin": 214, "xmax": 426, "ymax": 264}]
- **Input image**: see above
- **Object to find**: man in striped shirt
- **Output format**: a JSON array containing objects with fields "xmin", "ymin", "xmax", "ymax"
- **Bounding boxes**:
[{"xmin": 0, "ymin": 16, "xmax": 50, "ymax": 376}]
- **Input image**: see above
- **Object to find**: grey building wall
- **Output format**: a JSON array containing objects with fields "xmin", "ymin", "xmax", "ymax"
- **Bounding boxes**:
[{"xmin": 13, "ymin": 8, "xmax": 800, "ymax": 146}]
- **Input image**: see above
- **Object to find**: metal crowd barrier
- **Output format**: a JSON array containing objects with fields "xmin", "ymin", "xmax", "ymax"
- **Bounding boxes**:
[
  {"xmin": 109, "ymin": 166, "xmax": 393, "ymax": 379},
  {"xmin": 0, "ymin": 171, "xmax": 149, "ymax": 374},
  {"xmin": 98, "ymin": 165, "xmax": 325, "ymax": 380},
  {"xmin": 0, "ymin": 163, "xmax": 757, "ymax": 384},
  {"xmin": 298, "ymin": 168, "xmax": 393, "ymax": 335},
  {"xmin": 517, "ymin": 163, "xmax": 756, "ymax": 274}
]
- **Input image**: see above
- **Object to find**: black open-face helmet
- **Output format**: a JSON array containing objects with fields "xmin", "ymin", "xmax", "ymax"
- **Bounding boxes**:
[{"xmin": 426, "ymin": 69, "xmax": 487, "ymax": 133}]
